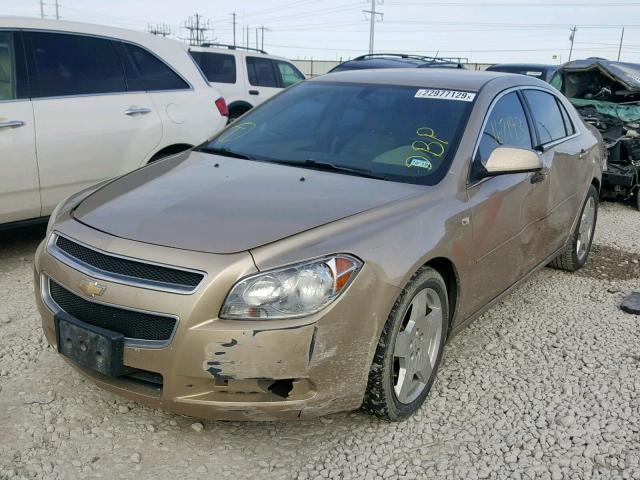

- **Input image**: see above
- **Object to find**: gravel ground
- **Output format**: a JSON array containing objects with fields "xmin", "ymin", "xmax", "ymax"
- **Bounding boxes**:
[{"xmin": 0, "ymin": 202, "xmax": 638, "ymax": 480}]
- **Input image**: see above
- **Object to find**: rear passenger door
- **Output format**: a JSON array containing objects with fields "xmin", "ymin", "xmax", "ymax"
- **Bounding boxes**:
[
  {"xmin": 522, "ymin": 89, "xmax": 587, "ymax": 254},
  {"xmin": 120, "ymin": 42, "xmax": 198, "ymax": 150},
  {"xmin": 245, "ymin": 56, "xmax": 281, "ymax": 104},
  {"xmin": 25, "ymin": 31, "xmax": 163, "ymax": 214},
  {"xmin": 0, "ymin": 30, "xmax": 40, "ymax": 224}
]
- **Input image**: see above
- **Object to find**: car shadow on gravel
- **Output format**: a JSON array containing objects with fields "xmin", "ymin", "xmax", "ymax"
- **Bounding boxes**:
[
  {"xmin": 576, "ymin": 244, "xmax": 640, "ymax": 281},
  {"xmin": 0, "ymin": 224, "xmax": 47, "ymax": 261}
]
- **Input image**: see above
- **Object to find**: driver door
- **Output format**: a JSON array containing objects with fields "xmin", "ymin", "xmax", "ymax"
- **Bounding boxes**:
[{"xmin": 465, "ymin": 90, "xmax": 540, "ymax": 314}]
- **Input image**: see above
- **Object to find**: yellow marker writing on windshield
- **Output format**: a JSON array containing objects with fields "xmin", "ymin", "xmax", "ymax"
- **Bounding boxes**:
[
  {"xmin": 217, "ymin": 121, "xmax": 257, "ymax": 144},
  {"xmin": 416, "ymin": 127, "xmax": 448, "ymax": 145},
  {"xmin": 412, "ymin": 140, "xmax": 446, "ymax": 158}
]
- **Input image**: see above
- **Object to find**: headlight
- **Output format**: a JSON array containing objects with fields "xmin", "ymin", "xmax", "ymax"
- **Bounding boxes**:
[{"xmin": 220, "ymin": 255, "xmax": 362, "ymax": 320}]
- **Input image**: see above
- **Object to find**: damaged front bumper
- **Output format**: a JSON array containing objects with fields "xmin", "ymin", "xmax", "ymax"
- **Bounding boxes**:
[{"xmin": 34, "ymin": 218, "xmax": 398, "ymax": 420}]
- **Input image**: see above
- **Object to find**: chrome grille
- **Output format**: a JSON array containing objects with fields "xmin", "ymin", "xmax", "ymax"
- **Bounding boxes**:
[{"xmin": 49, "ymin": 233, "xmax": 205, "ymax": 294}]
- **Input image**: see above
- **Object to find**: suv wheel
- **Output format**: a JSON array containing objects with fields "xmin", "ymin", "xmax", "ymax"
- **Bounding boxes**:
[
  {"xmin": 362, "ymin": 267, "xmax": 448, "ymax": 421},
  {"xmin": 228, "ymin": 107, "xmax": 250, "ymax": 123}
]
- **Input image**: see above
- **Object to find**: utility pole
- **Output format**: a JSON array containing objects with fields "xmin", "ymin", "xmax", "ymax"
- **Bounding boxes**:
[
  {"xmin": 54, "ymin": 0, "xmax": 60, "ymax": 19},
  {"xmin": 183, "ymin": 13, "xmax": 211, "ymax": 46},
  {"xmin": 568, "ymin": 26, "xmax": 577, "ymax": 62},
  {"xmin": 618, "ymin": 27, "xmax": 625, "ymax": 61},
  {"xmin": 258, "ymin": 26, "xmax": 269, "ymax": 51},
  {"xmin": 231, "ymin": 13, "xmax": 237, "ymax": 47},
  {"xmin": 246, "ymin": 24, "xmax": 249, "ymax": 50},
  {"xmin": 363, "ymin": 0, "xmax": 384, "ymax": 55},
  {"xmin": 255, "ymin": 28, "xmax": 259, "ymax": 51},
  {"xmin": 40, "ymin": 0, "xmax": 44, "ymax": 18}
]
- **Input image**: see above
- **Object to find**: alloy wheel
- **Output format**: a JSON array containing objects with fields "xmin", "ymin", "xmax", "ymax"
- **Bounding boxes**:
[
  {"xmin": 576, "ymin": 196, "xmax": 596, "ymax": 261},
  {"xmin": 393, "ymin": 287, "xmax": 443, "ymax": 404}
]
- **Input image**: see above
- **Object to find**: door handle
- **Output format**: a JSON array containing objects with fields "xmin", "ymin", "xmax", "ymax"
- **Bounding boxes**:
[
  {"xmin": 0, "ymin": 120, "xmax": 25, "ymax": 129},
  {"xmin": 578, "ymin": 149, "xmax": 588, "ymax": 159},
  {"xmin": 249, "ymin": 90, "xmax": 259, "ymax": 95},
  {"xmin": 124, "ymin": 107, "xmax": 152, "ymax": 116}
]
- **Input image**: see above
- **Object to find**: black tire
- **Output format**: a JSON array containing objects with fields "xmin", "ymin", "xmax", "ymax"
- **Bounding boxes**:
[
  {"xmin": 361, "ymin": 267, "xmax": 448, "ymax": 421},
  {"xmin": 228, "ymin": 108, "xmax": 250, "ymax": 123},
  {"xmin": 635, "ymin": 187, "xmax": 640, "ymax": 211},
  {"xmin": 549, "ymin": 185, "xmax": 598, "ymax": 272}
]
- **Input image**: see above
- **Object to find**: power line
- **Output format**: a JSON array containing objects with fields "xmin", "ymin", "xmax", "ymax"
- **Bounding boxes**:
[{"xmin": 387, "ymin": 1, "xmax": 640, "ymax": 6}]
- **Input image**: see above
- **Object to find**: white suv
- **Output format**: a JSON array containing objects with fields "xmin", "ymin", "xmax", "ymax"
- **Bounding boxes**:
[
  {"xmin": 189, "ymin": 44, "xmax": 305, "ymax": 121},
  {"xmin": 0, "ymin": 18, "xmax": 228, "ymax": 227}
]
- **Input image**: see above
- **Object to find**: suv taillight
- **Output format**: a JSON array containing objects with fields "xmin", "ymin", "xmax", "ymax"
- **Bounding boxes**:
[{"xmin": 215, "ymin": 97, "xmax": 229, "ymax": 117}]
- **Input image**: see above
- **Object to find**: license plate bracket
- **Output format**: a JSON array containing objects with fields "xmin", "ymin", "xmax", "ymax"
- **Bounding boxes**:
[{"xmin": 54, "ymin": 312, "xmax": 132, "ymax": 377}]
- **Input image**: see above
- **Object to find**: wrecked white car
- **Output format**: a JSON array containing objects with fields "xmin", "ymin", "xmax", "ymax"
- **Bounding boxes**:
[{"xmin": 552, "ymin": 58, "xmax": 640, "ymax": 210}]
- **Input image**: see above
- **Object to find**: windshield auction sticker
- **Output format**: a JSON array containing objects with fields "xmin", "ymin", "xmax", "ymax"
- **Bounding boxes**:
[{"xmin": 415, "ymin": 89, "xmax": 476, "ymax": 102}]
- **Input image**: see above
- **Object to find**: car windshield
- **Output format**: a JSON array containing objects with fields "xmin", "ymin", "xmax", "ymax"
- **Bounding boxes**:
[{"xmin": 204, "ymin": 81, "xmax": 475, "ymax": 185}]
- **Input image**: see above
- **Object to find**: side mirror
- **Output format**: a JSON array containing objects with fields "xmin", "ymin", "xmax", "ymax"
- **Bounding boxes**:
[{"xmin": 481, "ymin": 147, "xmax": 543, "ymax": 177}]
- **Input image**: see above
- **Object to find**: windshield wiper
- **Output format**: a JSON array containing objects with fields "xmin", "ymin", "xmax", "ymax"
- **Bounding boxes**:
[
  {"xmin": 272, "ymin": 159, "xmax": 388, "ymax": 180},
  {"xmin": 201, "ymin": 146, "xmax": 256, "ymax": 160}
]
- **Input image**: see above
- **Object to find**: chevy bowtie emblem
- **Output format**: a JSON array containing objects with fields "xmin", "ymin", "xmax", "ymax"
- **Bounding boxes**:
[{"xmin": 79, "ymin": 280, "xmax": 106, "ymax": 298}]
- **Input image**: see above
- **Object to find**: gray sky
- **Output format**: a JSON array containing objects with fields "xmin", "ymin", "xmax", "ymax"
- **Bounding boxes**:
[{"xmin": 2, "ymin": 0, "xmax": 639, "ymax": 64}]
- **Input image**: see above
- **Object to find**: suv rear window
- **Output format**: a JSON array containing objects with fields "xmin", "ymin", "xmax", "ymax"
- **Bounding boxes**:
[
  {"xmin": 190, "ymin": 51, "xmax": 236, "ymax": 84},
  {"xmin": 0, "ymin": 32, "xmax": 16, "ymax": 100},
  {"xmin": 275, "ymin": 61, "xmax": 304, "ymax": 87},
  {"xmin": 206, "ymin": 82, "xmax": 474, "ymax": 186},
  {"xmin": 124, "ymin": 43, "xmax": 189, "ymax": 91},
  {"xmin": 246, "ymin": 57, "xmax": 278, "ymax": 87},
  {"xmin": 29, "ymin": 32, "xmax": 126, "ymax": 97}
]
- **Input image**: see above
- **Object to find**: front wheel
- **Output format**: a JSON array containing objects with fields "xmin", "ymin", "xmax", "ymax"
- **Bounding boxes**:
[
  {"xmin": 549, "ymin": 185, "xmax": 598, "ymax": 272},
  {"xmin": 362, "ymin": 267, "xmax": 448, "ymax": 421}
]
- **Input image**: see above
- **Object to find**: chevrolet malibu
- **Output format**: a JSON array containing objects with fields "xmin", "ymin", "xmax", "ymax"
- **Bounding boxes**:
[{"xmin": 35, "ymin": 70, "xmax": 603, "ymax": 421}]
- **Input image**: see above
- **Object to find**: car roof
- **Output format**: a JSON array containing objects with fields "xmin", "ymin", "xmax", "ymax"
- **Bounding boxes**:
[
  {"xmin": 312, "ymin": 68, "xmax": 548, "ymax": 92},
  {"xmin": 0, "ymin": 16, "xmax": 180, "ymax": 46},
  {"xmin": 487, "ymin": 63, "xmax": 555, "ymax": 71},
  {"xmin": 332, "ymin": 55, "xmax": 461, "ymax": 71},
  {"xmin": 189, "ymin": 44, "xmax": 290, "ymax": 62}
]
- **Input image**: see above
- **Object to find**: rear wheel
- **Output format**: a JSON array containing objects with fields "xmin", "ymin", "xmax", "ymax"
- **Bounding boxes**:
[
  {"xmin": 228, "ymin": 107, "xmax": 251, "ymax": 123},
  {"xmin": 362, "ymin": 267, "xmax": 448, "ymax": 421},
  {"xmin": 549, "ymin": 185, "xmax": 598, "ymax": 272}
]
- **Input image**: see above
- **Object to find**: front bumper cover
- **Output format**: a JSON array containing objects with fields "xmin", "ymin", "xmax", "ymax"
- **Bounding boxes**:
[{"xmin": 34, "ymin": 217, "xmax": 399, "ymax": 420}]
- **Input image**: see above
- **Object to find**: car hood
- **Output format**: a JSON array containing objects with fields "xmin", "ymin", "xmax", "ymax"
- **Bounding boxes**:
[{"xmin": 73, "ymin": 151, "xmax": 424, "ymax": 254}]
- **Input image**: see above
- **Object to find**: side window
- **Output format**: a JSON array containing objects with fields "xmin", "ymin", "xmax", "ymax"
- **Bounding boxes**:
[
  {"xmin": 29, "ymin": 32, "xmax": 126, "ymax": 97},
  {"xmin": 124, "ymin": 43, "xmax": 189, "ymax": 91},
  {"xmin": 246, "ymin": 57, "xmax": 278, "ymax": 87},
  {"xmin": 523, "ymin": 90, "xmax": 567, "ymax": 145},
  {"xmin": 275, "ymin": 61, "xmax": 304, "ymax": 87},
  {"xmin": 475, "ymin": 92, "xmax": 532, "ymax": 166},
  {"xmin": 0, "ymin": 32, "xmax": 16, "ymax": 100},
  {"xmin": 190, "ymin": 52, "xmax": 236, "ymax": 84},
  {"xmin": 558, "ymin": 99, "xmax": 575, "ymax": 136}
]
